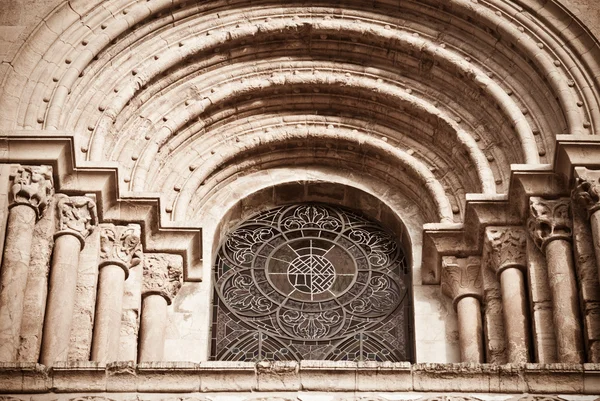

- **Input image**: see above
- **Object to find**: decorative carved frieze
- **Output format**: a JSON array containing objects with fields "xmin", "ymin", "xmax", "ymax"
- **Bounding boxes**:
[
  {"xmin": 527, "ymin": 197, "xmax": 572, "ymax": 252},
  {"xmin": 99, "ymin": 224, "xmax": 142, "ymax": 276},
  {"xmin": 142, "ymin": 254, "xmax": 183, "ymax": 304},
  {"xmin": 441, "ymin": 256, "xmax": 482, "ymax": 307},
  {"xmin": 9, "ymin": 165, "xmax": 54, "ymax": 219},
  {"xmin": 55, "ymin": 194, "xmax": 98, "ymax": 248},
  {"xmin": 572, "ymin": 167, "xmax": 600, "ymax": 216},
  {"xmin": 485, "ymin": 227, "xmax": 527, "ymax": 275}
]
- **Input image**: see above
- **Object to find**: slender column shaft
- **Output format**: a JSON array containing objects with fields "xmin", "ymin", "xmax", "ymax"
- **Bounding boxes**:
[
  {"xmin": 499, "ymin": 267, "xmax": 530, "ymax": 363},
  {"xmin": 40, "ymin": 194, "xmax": 96, "ymax": 365},
  {"xmin": 546, "ymin": 239, "xmax": 584, "ymax": 363},
  {"xmin": 91, "ymin": 264, "xmax": 126, "ymax": 362},
  {"xmin": 0, "ymin": 205, "xmax": 37, "ymax": 361},
  {"xmin": 91, "ymin": 223, "xmax": 141, "ymax": 363},
  {"xmin": 457, "ymin": 296, "xmax": 484, "ymax": 363},
  {"xmin": 40, "ymin": 235, "xmax": 81, "ymax": 365},
  {"xmin": 138, "ymin": 295, "xmax": 168, "ymax": 362}
]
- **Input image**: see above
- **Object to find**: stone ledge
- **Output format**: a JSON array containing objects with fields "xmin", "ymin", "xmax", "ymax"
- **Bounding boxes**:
[{"xmin": 0, "ymin": 362, "xmax": 598, "ymax": 394}]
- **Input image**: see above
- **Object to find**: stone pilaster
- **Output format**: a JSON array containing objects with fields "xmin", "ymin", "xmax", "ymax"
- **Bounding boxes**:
[
  {"xmin": 572, "ymin": 167, "xmax": 600, "ymax": 362},
  {"xmin": 528, "ymin": 197, "xmax": 584, "ymax": 363},
  {"xmin": 91, "ymin": 223, "xmax": 142, "ymax": 363},
  {"xmin": 138, "ymin": 254, "xmax": 183, "ymax": 362},
  {"xmin": 480, "ymin": 261, "xmax": 506, "ymax": 364},
  {"xmin": 41, "ymin": 195, "xmax": 97, "ymax": 366},
  {"xmin": 17, "ymin": 194, "xmax": 55, "ymax": 362},
  {"xmin": 441, "ymin": 256, "xmax": 484, "ymax": 363},
  {"xmin": 573, "ymin": 167, "xmax": 600, "ymax": 289},
  {"xmin": 0, "ymin": 165, "xmax": 53, "ymax": 362},
  {"xmin": 486, "ymin": 227, "xmax": 531, "ymax": 363}
]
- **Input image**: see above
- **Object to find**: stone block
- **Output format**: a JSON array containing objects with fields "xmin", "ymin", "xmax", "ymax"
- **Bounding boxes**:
[
  {"xmin": 256, "ymin": 360, "xmax": 300, "ymax": 391},
  {"xmin": 412, "ymin": 363, "xmax": 491, "ymax": 392},
  {"xmin": 136, "ymin": 362, "xmax": 200, "ymax": 392},
  {"xmin": 583, "ymin": 363, "xmax": 600, "ymax": 394},
  {"xmin": 523, "ymin": 363, "xmax": 584, "ymax": 394},
  {"xmin": 105, "ymin": 361, "xmax": 137, "ymax": 392},
  {"xmin": 299, "ymin": 360, "xmax": 356, "ymax": 391},
  {"xmin": 51, "ymin": 361, "xmax": 105, "ymax": 392},
  {"xmin": 488, "ymin": 364, "xmax": 526, "ymax": 393},
  {"xmin": 198, "ymin": 361, "xmax": 255, "ymax": 392},
  {"xmin": 0, "ymin": 363, "xmax": 49, "ymax": 393},
  {"xmin": 355, "ymin": 361, "xmax": 412, "ymax": 391}
]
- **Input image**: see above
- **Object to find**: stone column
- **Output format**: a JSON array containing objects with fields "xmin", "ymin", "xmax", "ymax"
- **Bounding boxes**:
[
  {"xmin": 485, "ymin": 227, "xmax": 531, "ymax": 363},
  {"xmin": 40, "ymin": 195, "xmax": 97, "ymax": 366},
  {"xmin": 441, "ymin": 256, "xmax": 484, "ymax": 363},
  {"xmin": 573, "ymin": 167, "xmax": 600, "ymax": 287},
  {"xmin": 0, "ymin": 165, "xmax": 53, "ymax": 361},
  {"xmin": 138, "ymin": 254, "xmax": 183, "ymax": 362},
  {"xmin": 527, "ymin": 197, "xmax": 584, "ymax": 363},
  {"xmin": 91, "ymin": 224, "xmax": 142, "ymax": 362}
]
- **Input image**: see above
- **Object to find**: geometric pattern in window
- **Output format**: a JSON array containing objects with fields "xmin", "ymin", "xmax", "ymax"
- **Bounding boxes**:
[{"xmin": 211, "ymin": 203, "xmax": 412, "ymax": 362}]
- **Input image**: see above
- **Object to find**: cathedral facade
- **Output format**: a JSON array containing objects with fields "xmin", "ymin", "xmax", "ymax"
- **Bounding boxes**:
[{"xmin": 1, "ymin": 0, "xmax": 600, "ymax": 399}]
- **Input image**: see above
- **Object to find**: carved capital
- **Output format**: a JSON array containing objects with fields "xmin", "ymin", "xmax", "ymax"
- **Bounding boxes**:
[
  {"xmin": 572, "ymin": 167, "xmax": 600, "ymax": 217},
  {"xmin": 9, "ymin": 165, "xmax": 54, "ymax": 219},
  {"xmin": 441, "ymin": 256, "xmax": 483, "ymax": 308},
  {"xmin": 485, "ymin": 227, "xmax": 527, "ymax": 275},
  {"xmin": 99, "ymin": 224, "xmax": 142, "ymax": 277},
  {"xmin": 55, "ymin": 194, "xmax": 98, "ymax": 248},
  {"xmin": 527, "ymin": 197, "xmax": 572, "ymax": 252},
  {"xmin": 142, "ymin": 254, "xmax": 183, "ymax": 304}
]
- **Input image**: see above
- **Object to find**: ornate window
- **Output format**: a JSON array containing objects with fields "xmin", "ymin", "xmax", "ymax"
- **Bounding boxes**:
[{"xmin": 211, "ymin": 203, "xmax": 412, "ymax": 362}]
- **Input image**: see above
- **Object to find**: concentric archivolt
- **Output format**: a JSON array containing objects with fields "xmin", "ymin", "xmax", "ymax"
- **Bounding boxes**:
[{"xmin": 1, "ymin": 0, "xmax": 599, "ymax": 224}]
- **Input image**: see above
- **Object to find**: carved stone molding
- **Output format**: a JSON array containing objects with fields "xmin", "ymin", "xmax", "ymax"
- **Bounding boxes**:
[
  {"xmin": 485, "ymin": 226, "xmax": 527, "ymax": 275},
  {"xmin": 55, "ymin": 194, "xmax": 98, "ymax": 249},
  {"xmin": 142, "ymin": 254, "xmax": 183, "ymax": 304},
  {"xmin": 99, "ymin": 224, "xmax": 142, "ymax": 277},
  {"xmin": 441, "ymin": 256, "xmax": 483, "ymax": 307},
  {"xmin": 573, "ymin": 167, "xmax": 600, "ymax": 217},
  {"xmin": 527, "ymin": 197, "xmax": 572, "ymax": 252},
  {"xmin": 9, "ymin": 165, "xmax": 54, "ymax": 219}
]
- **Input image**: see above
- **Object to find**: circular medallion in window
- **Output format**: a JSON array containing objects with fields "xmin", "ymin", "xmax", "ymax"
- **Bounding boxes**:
[{"xmin": 211, "ymin": 203, "xmax": 412, "ymax": 362}]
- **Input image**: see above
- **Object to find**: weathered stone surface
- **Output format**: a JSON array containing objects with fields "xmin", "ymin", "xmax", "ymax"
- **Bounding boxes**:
[
  {"xmin": 441, "ymin": 256, "xmax": 484, "ymax": 363},
  {"xmin": 92, "ymin": 224, "xmax": 142, "ymax": 363},
  {"xmin": 485, "ymin": 227, "xmax": 530, "ymax": 363},
  {"xmin": 571, "ymin": 198, "xmax": 600, "ymax": 362},
  {"xmin": 17, "ymin": 195, "xmax": 54, "ymax": 362},
  {"xmin": 2, "ymin": 0, "xmax": 600, "ymax": 395},
  {"xmin": 68, "ymin": 229, "xmax": 101, "ymax": 361},
  {"xmin": 0, "ymin": 165, "xmax": 53, "ymax": 362},
  {"xmin": 527, "ymin": 236, "xmax": 558, "ymax": 363}
]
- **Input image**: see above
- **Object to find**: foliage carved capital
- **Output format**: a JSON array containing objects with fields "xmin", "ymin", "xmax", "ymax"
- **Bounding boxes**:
[
  {"xmin": 572, "ymin": 167, "xmax": 600, "ymax": 217},
  {"xmin": 142, "ymin": 253, "xmax": 183, "ymax": 304},
  {"xmin": 9, "ymin": 165, "xmax": 54, "ymax": 219},
  {"xmin": 441, "ymin": 256, "xmax": 482, "ymax": 308},
  {"xmin": 55, "ymin": 194, "xmax": 98, "ymax": 248},
  {"xmin": 485, "ymin": 227, "xmax": 527, "ymax": 275},
  {"xmin": 527, "ymin": 197, "xmax": 572, "ymax": 252},
  {"xmin": 99, "ymin": 223, "xmax": 142, "ymax": 277}
]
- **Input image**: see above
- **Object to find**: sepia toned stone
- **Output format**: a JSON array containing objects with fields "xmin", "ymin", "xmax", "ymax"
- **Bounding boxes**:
[
  {"xmin": 571, "ymin": 196, "xmax": 600, "ymax": 362},
  {"xmin": 0, "ymin": 165, "xmax": 53, "ymax": 362},
  {"xmin": 1, "ymin": 0, "xmax": 600, "ymax": 396},
  {"xmin": 441, "ymin": 256, "xmax": 484, "ymax": 362},
  {"xmin": 41, "ymin": 195, "xmax": 97, "ymax": 366},
  {"xmin": 485, "ymin": 227, "xmax": 530, "ymax": 363},
  {"xmin": 17, "ymin": 195, "xmax": 55, "ymax": 362},
  {"xmin": 91, "ymin": 224, "xmax": 142, "ymax": 363},
  {"xmin": 528, "ymin": 197, "xmax": 584, "ymax": 363},
  {"xmin": 139, "ymin": 254, "xmax": 183, "ymax": 362}
]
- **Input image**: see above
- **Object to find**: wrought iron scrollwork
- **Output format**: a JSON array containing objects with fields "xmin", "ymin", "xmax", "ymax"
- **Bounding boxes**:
[{"xmin": 211, "ymin": 203, "xmax": 411, "ymax": 362}]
